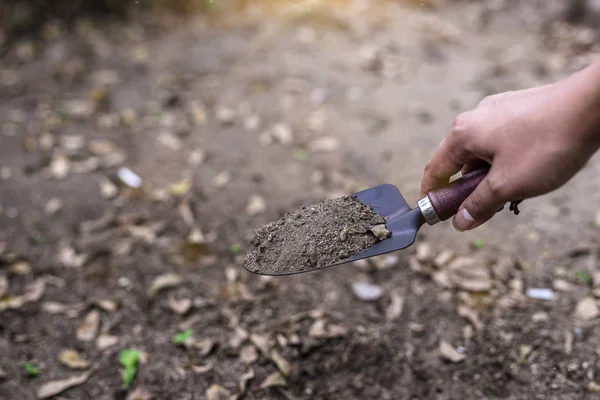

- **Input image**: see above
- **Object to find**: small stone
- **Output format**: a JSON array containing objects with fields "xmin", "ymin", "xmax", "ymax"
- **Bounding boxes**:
[
  {"xmin": 99, "ymin": 178, "xmax": 119, "ymax": 199},
  {"xmin": 0, "ymin": 166, "xmax": 12, "ymax": 180},
  {"xmin": 206, "ymin": 384, "xmax": 232, "ymax": 400},
  {"xmin": 189, "ymin": 150, "xmax": 206, "ymax": 166},
  {"xmin": 369, "ymin": 224, "xmax": 391, "ymax": 241},
  {"xmin": 118, "ymin": 167, "xmax": 142, "ymax": 188},
  {"xmin": 575, "ymin": 297, "xmax": 600, "ymax": 321},
  {"xmin": 271, "ymin": 123, "xmax": 294, "ymax": 146},
  {"xmin": 240, "ymin": 345, "xmax": 258, "ymax": 364},
  {"xmin": 243, "ymin": 115, "xmax": 261, "ymax": 132},
  {"xmin": 60, "ymin": 135, "xmax": 85, "ymax": 153},
  {"xmin": 156, "ymin": 131, "xmax": 182, "ymax": 151},
  {"xmin": 10, "ymin": 261, "xmax": 31, "ymax": 275},
  {"xmin": 352, "ymin": 282, "xmax": 383, "ymax": 301},
  {"xmin": 121, "ymin": 109, "xmax": 137, "ymax": 125},
  {"xmin": 191, "ymin": 102, "xmax": 207, "ymax": 124},
  {"xmin": 44, "ymin": 197, "xmax": 63, "ymax": 215},
  {"xmin": 216, "ymin": 107, "xmax": 236, "ymax": 125},
  {"xmin": 415, "ymin": 243, "xmax": 433, "ymax": 263},
  {"xmin": 439, "ymin": 340, "xmax": 466, "ymax": 363},
  {"xmin": 434, "ymin": 249, "xmax": 455, "ymax": 267},
  {"xmin": 88, "ymin": 139, "xmax": 115, "ymax": 155},
  {"xmin": 126, "ymin": 387, "xmax": 153, "ymax": 400},
  {"xmin": 307, "ymin": 136, "xmax": 339, "ymax": 153},
  {"xmin": 212, "ymin": 171, "xmax": 231, "ymax": 189},
  {"xmin": 554, "ymin": 279, "xmax": 575, "ymax": 292},
  {"xmin": 169, "ymin": 297, "xmax": 192, "ymax": 315},
  {"xmin": 526, "ymin": 288, "xmax": 554, "ymax": 301},
  {"xmin": 246, "ymin": 195, "xmax": 267, "ymax": 216},
  {"xmin": 49, "ymin": 154, "xmax": 70, "ymax": 180}
]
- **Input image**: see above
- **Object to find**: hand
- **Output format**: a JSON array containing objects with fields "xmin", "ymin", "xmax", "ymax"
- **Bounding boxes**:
[{"xmin": 421, "ymin": 60, "xmax": 600, "ymax": 231}]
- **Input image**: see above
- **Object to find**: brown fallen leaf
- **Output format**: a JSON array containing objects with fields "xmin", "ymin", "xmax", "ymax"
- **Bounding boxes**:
[
  {"xmin": 37, "ymin": 370, "xmax": 95, "ymax": 399},
  {"xmin": 270, "ymin": 350, "xmax": 292, "ymax": 376},
  {"xmin": 0, "ymin": 275, "xmax": 8, "ymax": 297},
  {"xmin": 168, "ymin": 296, "xmax": 192, "ymax": 315},
  {"xmin": 439, "ymin": 340, "xmax": 466, "ymax": 363},
  {"xmin": 58, "ymin": 349, "xmax": 89, "ymax": 369},
  {"xmin": 191, "ymin": 363, "xmax": 214, "ymax": 374},
  {"xmin": 250, "ymin": 334, "xmax": 271, "ymax": 357},
  {"xmin": 77, "ymin": 310, "xmax": 100, "ymax": 342},
  {"xmin": 385, "ymin": 292, "xmax": 404, "ymax": 321},
  {"xmin": 126, "ymin": 387, "xmax": 153, "ymax": 400},
  {"xmin": 260, "ymin": 371, "xmax": 287, "ymax": 389},
  {"xmin": 186, "ymin": 338, "xmax": 215, "ymax": 357},
  {"xmin": 96, "ymin": 334, "xmax": 119, "ymax": 351},
  {"xmin": 147, "ymin": 274, "xmax": 182, "ymax": 297},
  {"xmin": 235, "ymin": 369, "xmax": 255, "ymax": 400},
  {"xmin": 205, "ymin": 384, "xmax": 232, "ymax": 400}
]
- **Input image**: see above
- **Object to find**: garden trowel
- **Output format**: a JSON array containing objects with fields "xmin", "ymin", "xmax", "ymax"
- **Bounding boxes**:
[{"xmin": 246, "ymin": 167, "xmax": 521, "ymax": 275}]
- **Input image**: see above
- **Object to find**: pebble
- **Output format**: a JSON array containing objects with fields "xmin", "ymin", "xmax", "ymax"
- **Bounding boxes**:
[
  {"xmin": 189, "ymin": 150, "xmax": 206, "ymax": 166},
  {"xmin": 44, "ymin": 197, "xmax": 63, "ymax": 215},
  {"xmin": 118, "ymin": 167, "xmax": 142, "ymax": 189},
  {"xmin": 88, "ymin": 139, "xmax": 115, "ymax": 155},
  {"xmin": 49, "ymin": 154, "xmax": 70, "ymax": 180},
  {"xmin": 415, "ymin": 243, "xmax": 433, "ymax": 263},
  {"xmin": 575, "ymin": 297, "xmax": 600, "ymax": 321},
  {"xmin": 271, "ymin": 123, "xmax": 294, "ymax": 146},
  {"xmin": 0, "ymin": 166, "xmax": 12, "ymax": 180},
  {"xmin": 99, "ymin": 178, "xmax": 119, "ymax": 199},
  {"xmin": 246, "ymin": 195, "xmax": 267, "ymax": 216},
  {"xmin": 352, "ymin": 282, "xmax": 383, "ymax": 301},
  {"xmin": 526, "ymin": 288, "xmax": 554, "ymax": 301},
  {"xmin": 212, "ymin": 171, "xmax": 231, "ymax": 189},
  {"xmin": 216, "ymin": 107, "xmax": 236, "ymax": 125},
  {"xmin": 439, "ymin": 340, "xmax": 466, "ymax": 363},
  {"xmin": 307, "ymin": 136, "xmax": 339, "ymax": 154},
  {"xmin": 243, "ymin": 115, "xmax": 261, "ymax": 132}
]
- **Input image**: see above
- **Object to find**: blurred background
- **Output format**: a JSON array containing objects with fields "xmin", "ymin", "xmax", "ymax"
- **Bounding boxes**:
[{"xmin": 1, "ymin": 1, "xmax": 600, "ymax": 399}]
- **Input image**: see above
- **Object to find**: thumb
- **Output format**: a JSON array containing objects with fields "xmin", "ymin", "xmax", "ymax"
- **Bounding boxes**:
[{"xmin": 452, "ymin": 176, "xmax": 506, "ymax": 232}]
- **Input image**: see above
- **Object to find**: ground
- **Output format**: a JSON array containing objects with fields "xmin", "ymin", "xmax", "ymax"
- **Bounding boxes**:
[{"xmin": 2, "ymin": 1, "xmax": 600, "ymax": 399}]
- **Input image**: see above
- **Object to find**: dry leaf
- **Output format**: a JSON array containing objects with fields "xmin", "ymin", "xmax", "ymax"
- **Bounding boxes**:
[
  {"xmin": 192, "ymin": 363, "xmax": 214, "ymax": 374},
  {"xmin": 457, "ymin": 305, "xmax": 484, "ymax": 331},
  {"xmin": 168, "ymin": 297, "xmax": 192, "ymax": 315},
  {"xmin": 37, "ymin": 370, "xmax": 94, "ymax": 399},
  {"xmin": 205, "ymin": 384, "xmax": 232, "ymax": 400},
  {"xmin": 240, "ymin": 345, "xmax": 258, "ymax": 364},
  {"xmin": 96, "ymin": 334, "xmax": 119, "ymax": 351},
  {"xmin": 42, "ymin": 302, "xmax": 68, "ymax": 314},
  {"xmin": 96, "ymin": 299, "xmax": 119, "ymax": 313},
  {"xmin": 270, "ymin": 350, "xmax": 292, "ymax": 376},
  {"xmin": 126, "ymin": 387, "xmax": 153, "ymax": 400},
  {"xmin": 23, "ymin": 279, "xmax": 46, "ymax": 303},
  {"xmin": 439, "ymin": 340, "xmax": 466, "ymax": 363},
  {"xmin": 385, "ymin": 292, "xmax": 404, "ymax": 321},
  {"xmin": 148, "ymin": 274, "xmax": 182, "ymax": 297},
  {"xmin": 308, "ymin": 319, "xmax": 347, "ymax": 339},
  {"xmin": 0, "ymin": 275, "xmax": 7, "ymax": 297},
  {"xmin": 186, "ymin": 338, "xmax": 215, "ymax": 357},
  {"xmin": 77, "ymin": 310, "xmax": 100, "ymax": 342},
  {"xmin": 235, "ymin": 369, "xmax": 255, "ymax": 399},
  {"xmin": 59, "ymin": 349, "xmax": 89, "ymax": 370},
  {"xmin": 259, "ymin": 371, "xmax": 287, "ymax": 389},
  {"xmin": 250, "ymin": 334, "xmax": 271, "ymax": 357}
]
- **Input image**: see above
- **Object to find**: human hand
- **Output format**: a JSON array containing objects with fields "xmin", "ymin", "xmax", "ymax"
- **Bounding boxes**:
[{"xmin": 421, "ymin": 60, "xmax": 600, "ymax": 231}]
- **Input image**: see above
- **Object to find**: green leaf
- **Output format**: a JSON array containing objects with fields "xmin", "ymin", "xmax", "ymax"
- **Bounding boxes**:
[
  {"xmin": 173, "ymin": 329, "xmax": 193, "ymax": 345},
  {"xmin": 293, "ymin": 148, "xmax": 308, "ymax": 162},
  {"xmin": 22, "ymin": 362, "xmax": 39, "ymax": 377},
  {"xmin": 470, "ymin": 238, "xmax": 486, "ymax": 250},
  {"xmin": 575, "ymin": 271, "xmax": 593, "ymax": 286},
  {"xmin": 119, "ymin": 349, "xmax": 141, "ymax": 388},
  {"xmin": 230, "ymin": 244, "xmax": 242, "ymax": 255}
]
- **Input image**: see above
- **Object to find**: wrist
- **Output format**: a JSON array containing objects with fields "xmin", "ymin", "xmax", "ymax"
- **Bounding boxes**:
[{"xmin": 566, "ymin": 58, "xmax": 600, "ymax": 147}]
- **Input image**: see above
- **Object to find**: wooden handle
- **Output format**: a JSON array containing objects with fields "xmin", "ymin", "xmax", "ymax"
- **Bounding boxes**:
[{"xmin": 427, "ymin": 168, "xmax": 488, "ymax": 221}]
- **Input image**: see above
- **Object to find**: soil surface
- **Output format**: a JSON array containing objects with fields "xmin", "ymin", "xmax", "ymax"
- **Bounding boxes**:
[
  {"xmin": 243, "ymin": 195, "xmax": 388, "ymax": 275},
  {"xmin": 2, "ymin": 1, "xmax": 600, "ymax": 400}
]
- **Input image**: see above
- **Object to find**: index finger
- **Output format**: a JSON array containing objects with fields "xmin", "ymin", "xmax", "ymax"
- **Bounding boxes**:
[{"xmin": 420, "ymin": 135, "xmax": 476, "ymax": 197}]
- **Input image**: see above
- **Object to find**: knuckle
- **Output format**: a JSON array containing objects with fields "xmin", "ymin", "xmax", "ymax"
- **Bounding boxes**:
[{"xmin": 485, "ymin": 175, "xmax": 510, "ymax": 201}]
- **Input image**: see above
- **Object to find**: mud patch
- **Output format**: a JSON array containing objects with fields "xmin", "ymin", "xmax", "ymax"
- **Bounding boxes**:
[{"xmin": 242, "ymin": 195, "xmax": 390, "ymax": 275}]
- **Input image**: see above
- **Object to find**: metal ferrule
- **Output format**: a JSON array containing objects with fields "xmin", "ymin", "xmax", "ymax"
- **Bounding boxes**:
[{"xmin": 417, "ymin": 196, "xmax": 441, "ymax": 226}]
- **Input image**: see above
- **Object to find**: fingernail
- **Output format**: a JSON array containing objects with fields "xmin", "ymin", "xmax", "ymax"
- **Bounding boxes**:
[{"xmin": 453, "ymin": 208, "xmax": 475, "ymax": 232}]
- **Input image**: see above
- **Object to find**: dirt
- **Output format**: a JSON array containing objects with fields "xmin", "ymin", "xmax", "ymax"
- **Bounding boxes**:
[
  {"xmin": 243, "ymin": 195, "xmax": 389, "ymax": 275},
  {"xmin": 2, "ymin": 1, "xmax": 600, "ymax": 399}
]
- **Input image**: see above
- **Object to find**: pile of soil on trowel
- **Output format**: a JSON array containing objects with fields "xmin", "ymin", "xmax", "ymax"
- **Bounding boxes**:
[{"xmin": 242, "ymin": 195, "xmax": 391, "ymax": 275}]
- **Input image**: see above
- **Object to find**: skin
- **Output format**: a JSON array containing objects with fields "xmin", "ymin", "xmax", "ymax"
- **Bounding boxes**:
[{"xmin": 421, "ymin": 59, "xmax": 600, "ymax": 231}]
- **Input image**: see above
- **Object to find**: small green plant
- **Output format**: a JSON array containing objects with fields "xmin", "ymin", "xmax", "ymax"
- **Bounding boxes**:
[
  {"xmin": 119, "ymin": 349, "xmax": 141, "ymax": 388},
  {"xmin": 293, "ymin": 148, "xmax": 308, "ymax": 162},
  {"xmin": 230, "ymin": 244, "xmax": 242, "ymax": 255},
  {"xmin": 172, "ymin": 329, "xmax": 193, "ymax": 345},
  {"xmin": 22, "ymin": 362, "xmax": 39, "ymax": 377},
  {"xmin": 575, "ymin": 271, "xmax": 593, "ymax": 286},
  {"xmin": 471, "ymin": 238, "xmax": 486, "ymax": 250}
]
